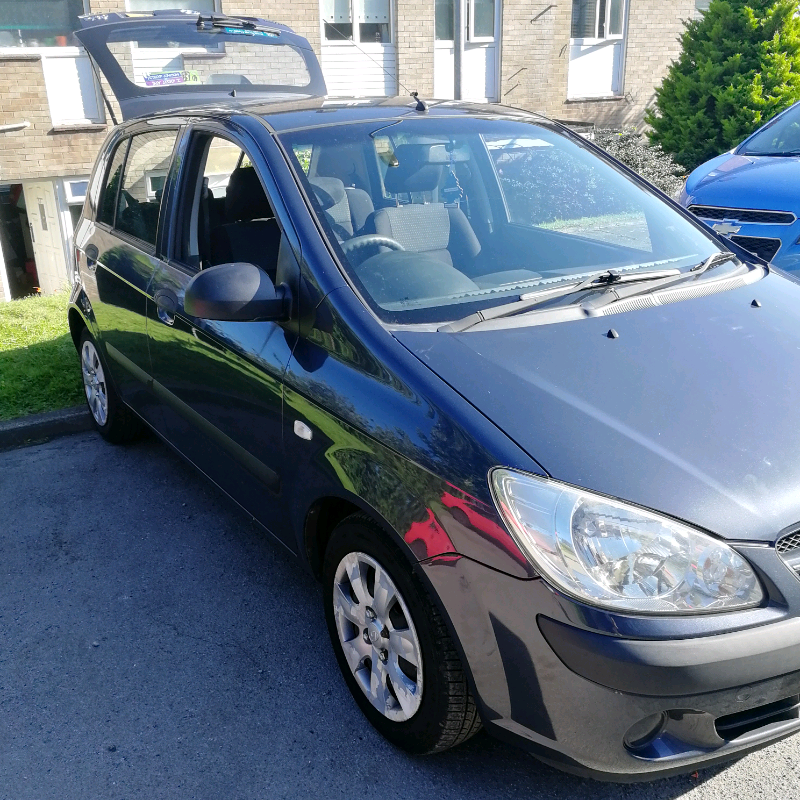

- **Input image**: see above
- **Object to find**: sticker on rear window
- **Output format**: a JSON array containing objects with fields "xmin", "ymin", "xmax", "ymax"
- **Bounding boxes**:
[{"xmin": 143, "ymin": 70, "xmax": 200, "ymax": 87}]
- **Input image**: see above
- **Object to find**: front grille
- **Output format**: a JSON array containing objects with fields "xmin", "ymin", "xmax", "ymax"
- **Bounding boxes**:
[
  {"xmin": 729, "ymin": 235, "xmax": 782, "ymax": 262},
  {"xmin": 777, "ymin": 531, "xmax": 800, "ymax": 555},
  {"xmin": 689, "ymin": 205, "xmax": 796, "ymax": 225},
  {"xmin": 715, "ymin": 695, "xmax": 800, "ymax": 741},
  {"xmin": 776, "ymin": 531, "xmax": 800, "ymax": 581}
]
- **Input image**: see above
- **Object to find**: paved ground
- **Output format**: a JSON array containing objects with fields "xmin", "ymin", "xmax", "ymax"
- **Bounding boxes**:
[{"xmin": 1, "ymin": 432, "xmax": 800, "ymax": 800}]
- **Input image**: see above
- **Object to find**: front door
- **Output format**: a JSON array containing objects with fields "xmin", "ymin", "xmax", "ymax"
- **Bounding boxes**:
[
  {"xmin": 434, "ymin": 0, "xmax": 500, "ymax": 102},
  {"xmin": 146, "ymin": 129, "xmax": 296, "ymax": 550},
  {"xmin": 24, "ymin": 180, "xmax": 66, "ymax": 295}
]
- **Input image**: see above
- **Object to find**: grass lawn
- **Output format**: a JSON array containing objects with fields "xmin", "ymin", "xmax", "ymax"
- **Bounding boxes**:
[{"xmin": 0, "ymin": 293, "xmax": 84, "ymax": 421}]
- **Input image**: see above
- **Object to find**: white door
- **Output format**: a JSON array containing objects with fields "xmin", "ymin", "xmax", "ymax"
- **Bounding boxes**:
[
  {"xmin": 321, "ymin": 0, "xmax": 398, "ymax": 96},
  {"xmin": 24, "ymin": 181, "xmax": 67, "ymax": 296},
  {"xmin": 434, "ymin": 0, "xmax": 500, "ymax": 102}
]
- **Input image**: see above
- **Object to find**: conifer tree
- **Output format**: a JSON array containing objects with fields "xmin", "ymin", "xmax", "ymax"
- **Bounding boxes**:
[{"xmin": 645, "ymin": 0, "xmax": 800, "ymax": 170}]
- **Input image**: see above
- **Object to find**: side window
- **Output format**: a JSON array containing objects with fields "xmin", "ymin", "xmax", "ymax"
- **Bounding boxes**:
[
  {"xmin": 116, "ymin": 130, "xmax": 178, "ymax": 247},
  {"xmin": 180, "ymin": 134, "xmax": 280, "ymax": 278},
  {"xmin": 97, "ymin": 139, "xmax": 128, "ymax": 227}
]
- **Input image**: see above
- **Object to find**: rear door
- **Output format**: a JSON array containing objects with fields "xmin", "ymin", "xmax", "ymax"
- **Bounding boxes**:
[
  {"xmin": 75, "ymin": 10, "xmax": 326, "ymax": 120},
  {"xmin": 76, "ymin": 125, "xmax": 180, "ymax": 427}
]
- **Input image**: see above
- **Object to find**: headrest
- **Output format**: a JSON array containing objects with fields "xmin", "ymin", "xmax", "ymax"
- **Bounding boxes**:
[
  {"xmin": 225, "ymin": 166, "xmax": 273, "ymax": 222},
  {"xmin": 308, "ymin": 177, "xmax": 347, "ymax": 210},
  {"xmin": 384, "ymin": 145, "xmax": 445, "ymax": 194}
]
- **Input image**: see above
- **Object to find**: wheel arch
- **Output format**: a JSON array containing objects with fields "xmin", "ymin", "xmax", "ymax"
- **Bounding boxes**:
[{"xmin": 303, "ymin": 493, "xmax": 412, "ymax": 581}]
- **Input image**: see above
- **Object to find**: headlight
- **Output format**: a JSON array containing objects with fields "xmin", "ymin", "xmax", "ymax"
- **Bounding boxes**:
[
  {"xmin": 490, "ymin": 469, "xmax": 763, "ymax": 614},
  {"xmin": 671, "ymin": 181, "xmax": 686, "ymax": 202}
]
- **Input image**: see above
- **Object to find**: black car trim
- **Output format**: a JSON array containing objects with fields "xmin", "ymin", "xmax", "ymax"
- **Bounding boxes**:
[
  {"xmin": 538, "ymin": 614, "xmax": 800, "ymax": 697},
  {"xmin": 105, "ymin": 343, "xmax": 281, "ymax": 492}
]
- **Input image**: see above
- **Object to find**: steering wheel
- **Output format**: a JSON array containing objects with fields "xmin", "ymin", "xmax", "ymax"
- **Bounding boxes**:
[{"xmin": 340, "ymin": 234, "xmax": 405, "ymax": 255}]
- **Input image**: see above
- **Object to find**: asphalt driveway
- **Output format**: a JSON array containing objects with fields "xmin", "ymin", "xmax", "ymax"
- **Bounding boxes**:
[{"xmin": 0, "ymin": 431, "xmax": 798, "ymax": 799}]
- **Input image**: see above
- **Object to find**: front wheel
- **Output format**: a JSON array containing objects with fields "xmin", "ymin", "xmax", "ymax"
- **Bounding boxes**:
[
  {"xmin": 79, "ymin": 329, "xmax": 144, "ymax": 444},
  {"xmin": 323, "ymin": 513, "xmax": 482, "ymax": 754}
]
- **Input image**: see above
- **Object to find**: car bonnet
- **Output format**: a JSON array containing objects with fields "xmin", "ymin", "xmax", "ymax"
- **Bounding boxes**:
[{"xmin": 394, "ymin": 270, "xmax": 800, "ymax": 543}]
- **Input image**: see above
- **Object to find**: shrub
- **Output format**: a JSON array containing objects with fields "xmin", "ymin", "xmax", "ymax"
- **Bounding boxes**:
[
  {"xmin": 645, "ymin": 0, "xmax": 800, "ymax": 171},
  {"xmin": 594, "ymin": 129, "xmax": 687, "ymax": 195}
]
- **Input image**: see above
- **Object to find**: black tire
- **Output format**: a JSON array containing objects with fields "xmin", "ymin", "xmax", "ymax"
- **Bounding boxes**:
[
  {"xmin": 323, "ymin": 513, "xmax": 482, "ymax": 754},
  {"xmin": 78, "ymin": 328, "xmax": 145, "ymax": 444}
]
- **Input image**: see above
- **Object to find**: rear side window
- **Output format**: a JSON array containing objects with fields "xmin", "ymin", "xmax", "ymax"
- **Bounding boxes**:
[
  {"xmin": 115, "ymin": 130, "xmax": 178, "ymax": 247},
  {"xmin": 98, "ymin": 139, "xmax": 128, "ymax": 227}
]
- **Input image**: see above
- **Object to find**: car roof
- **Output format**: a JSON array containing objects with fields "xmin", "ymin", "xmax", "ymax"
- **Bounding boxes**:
[{"xmin": 131, "ymin": 95, "xmax": 553, "ymax": 133}]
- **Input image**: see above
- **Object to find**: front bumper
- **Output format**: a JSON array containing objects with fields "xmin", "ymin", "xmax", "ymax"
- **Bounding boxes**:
[{"xmin": 420, "ymin": 546, "xmax": 800, "ymax": 781}]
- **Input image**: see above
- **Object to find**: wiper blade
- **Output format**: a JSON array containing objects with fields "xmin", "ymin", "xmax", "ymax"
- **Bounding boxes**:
[
  {"xmin": 580, "ymin": 252, "xmax": 739, "ymax": 313},
  {"xmin": 196, "ymin": 14, "xmax": 280, "ymax": 34},
  {"xmin": 439, "ymin": 268, "xmax": 681, "ymax": 333}
]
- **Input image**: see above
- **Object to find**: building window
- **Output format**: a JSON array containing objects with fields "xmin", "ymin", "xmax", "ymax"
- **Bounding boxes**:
[
  {"xmin": 694, "ymin": 0, "xmax": 711, "ymax": 19},
  {"xmin": 322, "ymin": 0, "xmax": 392, "ymax": 44},
  {"xmin": 468, "ymin": 0, "xmax": 494, "ymax": 41},
  {"xmin": 0, "ymin": 0, "xmax": 86, "ymax": 48},
  {"xmin": 126, "ymin": 0, "xmax": 216, "ymax": 11},
  {"xmin": 571, "ymin": 0, "xmax": 624, "ymax": 40}
]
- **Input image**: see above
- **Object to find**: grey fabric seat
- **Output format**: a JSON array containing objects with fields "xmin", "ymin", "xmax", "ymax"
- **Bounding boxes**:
[
  {"xmin": 366, "ymin": 144, "xmax": 481, "ymax": 268},
  {"xmin": 308, "ymin": 176, "xmax": 373, "ymax": 240},
  {"xmin": 209, "ymin": 166, "xmax": 281, "ymax": 280}
]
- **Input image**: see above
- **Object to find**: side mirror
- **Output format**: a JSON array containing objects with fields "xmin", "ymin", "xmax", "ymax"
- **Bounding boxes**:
[{"xmin": 184, "ymin": 262, "xmax": 290, "ymax": 322}]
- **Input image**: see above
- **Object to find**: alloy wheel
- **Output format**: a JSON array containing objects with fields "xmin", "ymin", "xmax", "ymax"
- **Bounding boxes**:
[
  {"xmin": 332, "ymin": 551, "xmax": 423, "ymax": 721},
  {"xmin": 81, "ymin": 339, "xmax": 108, "ymax": 427}
]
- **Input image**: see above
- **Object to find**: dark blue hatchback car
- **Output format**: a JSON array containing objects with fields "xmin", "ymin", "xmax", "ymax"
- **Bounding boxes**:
[
  {"xmin": 69, "ymin": 10, "xmax": 800, "ymax": 782},
  {"xmin": 679, "ymin": 101, "xmax": 800, "ymax": 271}
]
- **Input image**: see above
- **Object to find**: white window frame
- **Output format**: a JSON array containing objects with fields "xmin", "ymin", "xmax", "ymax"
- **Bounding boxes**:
[
  {"xmin": 41, "ymin": 48, "xmax": 106, "ymax": 125},
  {"xmin": 570, "ymin": 0, "xmax": 626, "ymax": 45},
  {"xmin": 64, "ymin": 179, "xmax": 89, "ymax": 205},
  {"xmin": 145, "ymin": 170, "xmax": 169, "ymax": 200},
  {"xmin": 466, "ymin": 0, "xmax": 496, "ymax": 44},
  {"xmin": 321, "ymin": 0, "xmax": 394, "ymax": 46}
]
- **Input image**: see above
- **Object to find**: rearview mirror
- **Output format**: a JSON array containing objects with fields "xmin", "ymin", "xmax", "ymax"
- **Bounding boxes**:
[{"xmin": 184, "ymin": 262, "xmax": 290, "ymax": 322}]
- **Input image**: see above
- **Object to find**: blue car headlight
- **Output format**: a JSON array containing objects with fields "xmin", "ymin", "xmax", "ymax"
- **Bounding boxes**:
[{"xmin": 490, "ymin": 469, "xmax": 763, "ymax": 614}]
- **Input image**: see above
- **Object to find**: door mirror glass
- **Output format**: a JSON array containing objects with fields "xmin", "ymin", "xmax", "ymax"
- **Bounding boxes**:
[{"xmin": 184, "ymin": 261, "xmax": 290, "ymax": 322}]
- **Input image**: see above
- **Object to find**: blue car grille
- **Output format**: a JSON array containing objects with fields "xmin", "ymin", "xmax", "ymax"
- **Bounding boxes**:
[
  {"xmin": 729, "ymin": 235, "xmax": 782, "ymax": 262},
  {"xmin": 688, "ymin": 205, "xmax": 796, "ymax": 225}
]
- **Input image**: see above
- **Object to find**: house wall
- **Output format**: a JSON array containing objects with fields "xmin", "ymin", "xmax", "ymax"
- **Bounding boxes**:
[
  {"xmin": 0, "ymin": 55, "xmax": 108, "ymax": 184},
  {"xmin": 495, "ymin": 0, "xmax": 695, "ymax": 127}
]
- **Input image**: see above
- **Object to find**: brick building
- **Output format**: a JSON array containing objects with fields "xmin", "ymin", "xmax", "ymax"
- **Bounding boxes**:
[{"xmin": 0, "ymin": 0, "xmax": 700, "ymax": 301}]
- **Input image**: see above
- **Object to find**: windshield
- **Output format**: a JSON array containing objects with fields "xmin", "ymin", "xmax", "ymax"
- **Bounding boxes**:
[
  {"xmin": 740, "ymin": 103, "xmax": 800, "ymax": 156},
  {"xmin": 279, "ymin": 117, "xmax": 722, "ymax": 325}
]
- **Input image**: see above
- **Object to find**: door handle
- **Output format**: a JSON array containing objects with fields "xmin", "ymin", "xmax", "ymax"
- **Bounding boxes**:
[{"xmin": 154, "ymin": 288, "xmax": 178, "ymax": 326}]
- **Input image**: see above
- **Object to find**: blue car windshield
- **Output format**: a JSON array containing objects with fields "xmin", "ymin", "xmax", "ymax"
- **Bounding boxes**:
[
  {"xmin": 740, "ymin": 103, "xmax": 800, "ymax": 156},
  {"xmin": 280, "ymin": 117, "xmax": 721, "ymax": 325}
]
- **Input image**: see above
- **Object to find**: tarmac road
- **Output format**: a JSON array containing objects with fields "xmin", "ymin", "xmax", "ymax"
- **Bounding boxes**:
[{"xmin": 1, "ymin": 431, "xmax": 799, "ymax": 799}]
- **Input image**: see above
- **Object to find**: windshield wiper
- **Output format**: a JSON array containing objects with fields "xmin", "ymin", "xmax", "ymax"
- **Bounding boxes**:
[
  {"xmin": 439, "ymin": 267, "xmax": 681, "ymax": 333},
  {"xmin": 741, "ymin": 149, "xmax": 800, "ymax": 157},
  {"xmin": 196, "ymin": 14, "xmax": 280, "ymax": 34},
  {"xmin": 579, "ymin": 251, "xmax": 739, "ymax": 313}
]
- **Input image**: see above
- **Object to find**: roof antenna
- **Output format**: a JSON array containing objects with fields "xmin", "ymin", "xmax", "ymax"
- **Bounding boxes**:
[{"xmin": 411, "ymin": 91, "xmax": 428, "ymax": 113}]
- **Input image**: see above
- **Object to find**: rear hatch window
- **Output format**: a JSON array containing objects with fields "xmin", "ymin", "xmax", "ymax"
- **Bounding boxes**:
[{"xmin": 76, "ymin": 11, "xmax": 326, "ymax": 119}]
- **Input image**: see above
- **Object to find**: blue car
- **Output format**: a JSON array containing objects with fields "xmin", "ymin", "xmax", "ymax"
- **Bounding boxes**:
[{"xmin": 679, "ymin": 100, "xmax": 800, "ymax": 271}]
